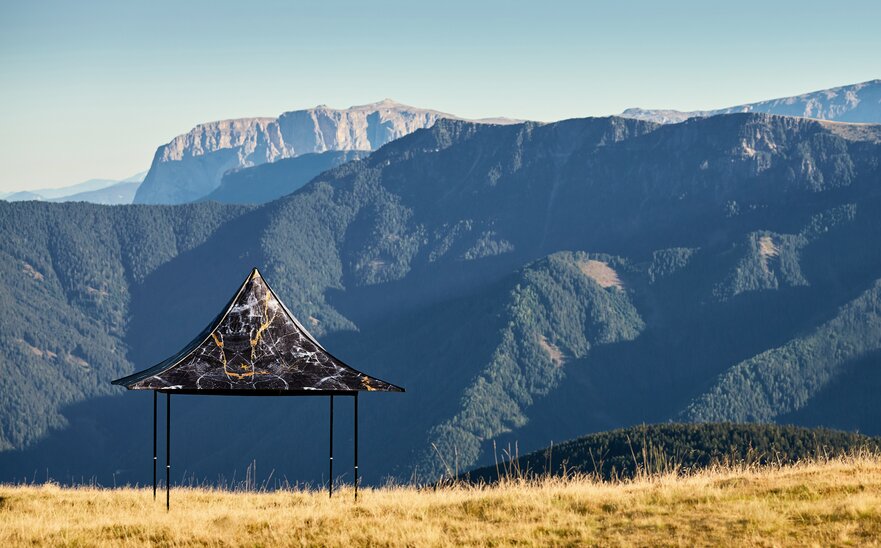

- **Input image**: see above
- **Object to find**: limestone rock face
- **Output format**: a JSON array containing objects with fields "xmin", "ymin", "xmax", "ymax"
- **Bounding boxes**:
[
  {"xmin": 621, "ymin": 79, "xmax": 881, "ymax": 125},
  {"xmin": 135, "ymin": 100, "xmax": 508, "ymax": 204}
]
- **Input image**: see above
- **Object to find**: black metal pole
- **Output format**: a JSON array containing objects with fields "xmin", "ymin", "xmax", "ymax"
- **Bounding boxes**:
[
  {"xmin": 354, "ymin": 392, "xmax": 359, "ymax": 501},
  {"xmin": 166, "ymin": 392, "xmax": 171, "ymax": 511},
  {"xmin": 329, "ymin": 395, "xmax": 334, "ymax": 498},
  {"xmin": 153, "ymin": 391, "xmax": 157, "ymax": 500}
]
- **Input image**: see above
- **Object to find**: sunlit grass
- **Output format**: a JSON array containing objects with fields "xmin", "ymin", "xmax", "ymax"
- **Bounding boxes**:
[{"xmin": 3, "ymin": 456, "xmax": 881, "ymax": 546}]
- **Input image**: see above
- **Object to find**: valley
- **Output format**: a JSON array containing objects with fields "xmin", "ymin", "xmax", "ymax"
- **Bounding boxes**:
[{"xmin": 1, "ymin": 111, "xmax": 881, "ymax": 486}]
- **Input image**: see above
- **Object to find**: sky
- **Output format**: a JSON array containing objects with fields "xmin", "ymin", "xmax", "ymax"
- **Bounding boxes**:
[{"xmin": 0, "ymin": 0, "xmax": 879, "ymax": 192}]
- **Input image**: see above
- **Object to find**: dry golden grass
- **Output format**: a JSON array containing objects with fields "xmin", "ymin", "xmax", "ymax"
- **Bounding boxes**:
[{"xmin": 3, "ymin": 457, "xmax": 881, "ymax": 546}]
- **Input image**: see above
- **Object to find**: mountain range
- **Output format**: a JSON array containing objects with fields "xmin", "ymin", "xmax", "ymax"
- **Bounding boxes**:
[
  {"xmin": 1, "ymin": 172, "xmax": 146, "ymax": 205},
  {"xmin": 620, "ymin": 79, "xmax": 881, "ymax": 124},
  {"xmin": 134, "ymin": 100, "xmax": 518, "ymax": 205},
  {"xmin": 2, "ymin": 105, "xmax": 881, "ymax": 486},
  {"xmin": 5, "ymin": 80, "xmax": 878, "ymax": 208}
]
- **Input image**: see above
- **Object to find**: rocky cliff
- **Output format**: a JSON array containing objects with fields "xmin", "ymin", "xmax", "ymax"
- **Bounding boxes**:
[
  {"xmin": 621, "ymin": 79, "xmax": 881, "ymax": 124},
  {"xmin": 134, "ymin": 100, "xmax": 516, "ymax": 204}
]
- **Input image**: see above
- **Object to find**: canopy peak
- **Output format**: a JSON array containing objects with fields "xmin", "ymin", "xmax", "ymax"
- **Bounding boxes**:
[{"xmin": 112, "ymin": 268, "xmax": 403, "ymax": 394}]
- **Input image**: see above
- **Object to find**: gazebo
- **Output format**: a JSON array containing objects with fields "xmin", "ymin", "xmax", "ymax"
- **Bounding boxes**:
[{"xmin": 112, "ymin": 267, "xmax": 403, "ymax": 508}]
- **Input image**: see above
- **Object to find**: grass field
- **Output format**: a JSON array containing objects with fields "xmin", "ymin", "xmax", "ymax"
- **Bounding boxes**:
[{"xmin": 3, "ymin": 457, "xmax": 881, "ymax": 546}]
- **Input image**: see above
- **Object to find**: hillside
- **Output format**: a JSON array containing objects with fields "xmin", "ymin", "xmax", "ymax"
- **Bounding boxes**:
[
  {"xmin": 201, "ymin": 150, "xmax": 367, "ymax": 204},
  {"xmin": 0, "ymin": 201, "xmax": 252, "ymax": 451},
  {"xmin": 2, "ymin": 113, "xmax": 881, "ymax": 486},
  {"xmin": 3, "ymin": 458, "xmax": 881, "ymax": 546},
  {"xmin": 49, "ymin": 181, "xmax": 141, "ymax": 205},
  {"xmin": 622, "ymin": 79, "xmax": 881, "ymax": 124},
  {"xmin": 465, "ymin": 423, "xmax": 881, "ymax": 482},
  {"xmin": 134, "ymin": 100, "xmax": 518, "ymax": 204}
]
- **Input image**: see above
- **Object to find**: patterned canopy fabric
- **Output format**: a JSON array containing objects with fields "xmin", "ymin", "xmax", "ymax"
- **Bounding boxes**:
[{"xmin": 112, "ymin": 268, "xmax": 403, "ymax": 393}]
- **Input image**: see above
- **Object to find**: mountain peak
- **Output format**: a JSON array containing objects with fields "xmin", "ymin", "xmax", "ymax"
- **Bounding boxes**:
[
  {"xmin": 308, "ymin": 98, "xmax": 412, "ymax": 112},
  {"xmin": 346, "ymin": 98, "xmax": 410, "ymax": 110}
]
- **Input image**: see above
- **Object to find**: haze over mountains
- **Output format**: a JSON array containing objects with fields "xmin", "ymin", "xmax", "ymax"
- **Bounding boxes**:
[
  {"xmin": 2, "ymin": 90, "xmax": 881, "ymax": 487},
  {"xmin": 4, "ymin": 80, "xmax": 879, "ymax": 208},
  {"xmin": 47, "ymin": 181, "xmax": 142, "ymax": 205},
  {"xmin": 134, "ymin": 79, "xmax": 881, "ymax": 206},
  {"xmin": 621, "ymin": 79, "xmax": 881, "ymax": 124},
  {"xmin": 134, "ymin": 99, "xmax": 519, "ymax": 205},
  {"xmin": 1, "ymin": 172, "xmax": 146, "ymax": 204},
  {"xmin": 201, "ymin": 151, "xmax": 369, "ymax": 204}
]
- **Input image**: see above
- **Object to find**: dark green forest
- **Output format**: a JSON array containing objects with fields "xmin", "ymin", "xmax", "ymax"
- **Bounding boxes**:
[
  {"xmin": 2, "ymin": 113, "xmax": 881, "ymax": 485},
  {"xmin": 465, "ymin": 423, "xmax": 881, "ymax": 482}
]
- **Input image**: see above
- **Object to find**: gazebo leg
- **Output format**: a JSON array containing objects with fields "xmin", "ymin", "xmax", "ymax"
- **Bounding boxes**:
[
  {"xmin": 166, "ymin": 392, "xmax": 171, "ymax": 511},
  {"xmin": 354, "ymin": 392, "xmax": 359, "ymax": 502},
  {"xmin": 329, "ymin": 395, "xmax": 334, "ymax": 498},
  {"xmin": 153, "ymin": 391, "xmax": 157, "ymax": 500}
]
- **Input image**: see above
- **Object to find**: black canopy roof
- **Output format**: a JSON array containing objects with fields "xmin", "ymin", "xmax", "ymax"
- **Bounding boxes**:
[{"xmin": 112, "ymin": 268, "xmax": 403, "ymax": 394}]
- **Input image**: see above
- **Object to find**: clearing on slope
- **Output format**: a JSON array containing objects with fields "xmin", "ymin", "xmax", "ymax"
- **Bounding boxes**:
[{"xmin": 576, "ymin": 258, "xmax": 624, "ymax": 289}]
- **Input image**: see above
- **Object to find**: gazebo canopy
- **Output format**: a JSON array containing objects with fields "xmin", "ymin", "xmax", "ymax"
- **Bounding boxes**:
[{"xmin": 112, "ymin": 268, "xmax": 403, "ymax": 394}]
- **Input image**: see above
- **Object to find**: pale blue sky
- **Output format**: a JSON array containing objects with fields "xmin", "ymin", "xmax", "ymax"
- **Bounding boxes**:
[{"xmin": 1, "ymin": 0, "xmax": 879, "ymax": 191}]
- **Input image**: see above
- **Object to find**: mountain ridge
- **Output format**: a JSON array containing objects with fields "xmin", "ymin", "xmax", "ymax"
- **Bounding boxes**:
[
  {"xmin": 2, "ymin": 172, "xmax": 147, "ymax": 204},
  {"xmin": 201, "ymin": 150, "xmax": 369, "ymax": 204},
  {"xmin": 621, "ymin": 79, "xmax": 881, "ymax": 124},
  {"xmin": 134, "ymin": 100, "xmax": 521, "ymax": 204},
  {"xmin": 48, "ymin": 181, "xmax": 141, "ymax": 205}
]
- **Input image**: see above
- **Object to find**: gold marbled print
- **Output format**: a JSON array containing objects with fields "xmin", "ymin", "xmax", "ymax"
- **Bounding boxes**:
[{"xmin": 112, "ymin": 269, "xmax": 403, "ymax": 393}]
